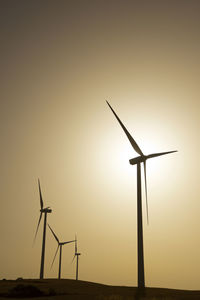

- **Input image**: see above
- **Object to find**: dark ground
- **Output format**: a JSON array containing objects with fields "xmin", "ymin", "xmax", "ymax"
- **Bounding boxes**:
[{"xmin": 0, "ymin": 279, "xmax": 200, "ymax": 300}]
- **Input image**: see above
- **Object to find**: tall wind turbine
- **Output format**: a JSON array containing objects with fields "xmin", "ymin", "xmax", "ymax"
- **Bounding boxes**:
[
  {"xmin": 48, "ymin": 224, "xmax": 75, "ymax": 279},
  {"xmin": 34, "ymin": 179, "xmax": 52, "ymax": 279},
  {"xmin": 106, "ymin": 101, "xmax": 177, "ymax": 288},
  {"xmin": 72, "ymin": 235, "xmax": 81, "ymax": 280}
]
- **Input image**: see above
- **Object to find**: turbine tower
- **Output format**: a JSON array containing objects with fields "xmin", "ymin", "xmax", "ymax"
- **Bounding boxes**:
[
  {"xmin": 48, "ymin": 224, "xmax": 75, "ymax": 279},
  {"xmin": 72, "ymin": 235, "xmax": 81, "ymax": 280},
  {"xmin": 33, "ymin": 179, "xmax": 52, "ymax": 279},
  {"xmin": 106, "ymin": 101, "xmax": 177, "ymax": 288}
]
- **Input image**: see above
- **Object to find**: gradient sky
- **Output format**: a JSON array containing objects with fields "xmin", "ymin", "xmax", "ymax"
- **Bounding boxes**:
[{"xmin": 0, "ymin": 0, "xmax": 200, "ymax": 290}]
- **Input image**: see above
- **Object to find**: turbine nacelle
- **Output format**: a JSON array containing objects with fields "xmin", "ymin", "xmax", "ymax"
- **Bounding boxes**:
[
  {"xmin": 40, "ymin": 207, "xmax": 52, "ymax": 213},
  {"xmin": 129, "ymin": 155, "xmax": 146, "ymax": 165}
]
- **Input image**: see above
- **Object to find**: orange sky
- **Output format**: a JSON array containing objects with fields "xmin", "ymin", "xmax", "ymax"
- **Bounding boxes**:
[{"xmin": 0, "ymin": 0, "xmax": 200, "ymax": 290}]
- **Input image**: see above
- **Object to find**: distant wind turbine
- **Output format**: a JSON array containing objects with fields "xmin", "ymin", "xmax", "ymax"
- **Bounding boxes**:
[
  {"xmin": 72, "ymin": 235, "xmax": 81, "ymax": 280},
  {"xmin": 48, "ymin": 224, "xmax": 75, "ymax": 279},
  {"xmin": 106, "ymin": 101, "xmax": 177, "ymax": 288},
  {"xmin": 33, "ymin": 179, "xmax": 52, "ymax": 279}
]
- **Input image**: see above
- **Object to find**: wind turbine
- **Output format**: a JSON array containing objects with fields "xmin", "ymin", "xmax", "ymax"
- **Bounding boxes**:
[
  {"xmin": 106, "ymin": 101, "xmax": 177, "ymax": 288},
  {"xmin": 72, "ymin": 235, "xmax": 81, "ymax": 280},
  {"xmin": 48, "ymin": 224, "xmax": 75, "ymax": 279},
  {"xmin": 33, "ymin": 179, "xmax": 52, "ymax": 279}
]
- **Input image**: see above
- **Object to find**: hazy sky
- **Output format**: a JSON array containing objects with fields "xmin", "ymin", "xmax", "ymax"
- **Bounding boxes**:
[{"xmin": 0, "ymin": 0, "xmax": 200, "ymax": 290}]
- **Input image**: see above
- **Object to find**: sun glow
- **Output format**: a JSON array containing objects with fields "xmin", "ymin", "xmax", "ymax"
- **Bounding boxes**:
[{"xmin": 97, "ymin": 132, "xmax": 164, "ymax": 199}]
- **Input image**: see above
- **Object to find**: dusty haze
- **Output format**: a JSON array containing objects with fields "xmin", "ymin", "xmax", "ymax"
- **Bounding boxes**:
[{"xmin": 0, "ymin": 0, "xmax": 200, "ymax": 290}]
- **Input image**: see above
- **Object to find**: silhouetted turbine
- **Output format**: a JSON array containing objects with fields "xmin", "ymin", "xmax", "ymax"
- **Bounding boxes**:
[
  {"xmin": 48, "ymin": 224, "xmax": 75, "ymax": 279},
  {"xmin": 33, "ymin": 179, "xmax": 52, "ymax": 279},
  {"xmin": 72, "ymin": 235, "xmax": 81, "ymax": 280},
  {"xmin": 106, "ymin": 101, "xmax": 177, "ymax": 288}
]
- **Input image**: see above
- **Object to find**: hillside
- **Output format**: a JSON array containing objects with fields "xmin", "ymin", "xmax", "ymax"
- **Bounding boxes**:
[{"xmin": 0, "ymin": 279, "xmax": 200, "ymax": 300}]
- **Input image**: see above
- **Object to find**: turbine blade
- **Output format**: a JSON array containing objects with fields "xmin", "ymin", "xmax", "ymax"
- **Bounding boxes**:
[
  {"xmin": 106, "ymin": 101, "xmax": 143, "ymax": 156},
  {"xmin": 147, "ymin": 150, "xmax": 177, "ymax": 159},
  {"xmin": 38, "ymin": 179, "xmax": 43, "ymax": 210},
  {"xmin": 143, "ymin": 161, "xmax": 149, "ymax": 225},
  {"xmin": 33, "ymin": 212, "xmax": 42, "ymax": 245},
  {"xmin": 51, "ymin": 245, "xmax": 59, "ymax": 269},
  {"xmin": 71, "ymin": 254, "xmax": 76, "ymax": 264},
  {"xmin": 62, "ymin": 240, "xmax": 76, "ymax": 245},
  {"xmin": 48, "ymin": 224, "xmax": 59, "ymax": 243},
  {"xmin": 75, "ymin": 235, "xmax": 77, "ymax": 253}
]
